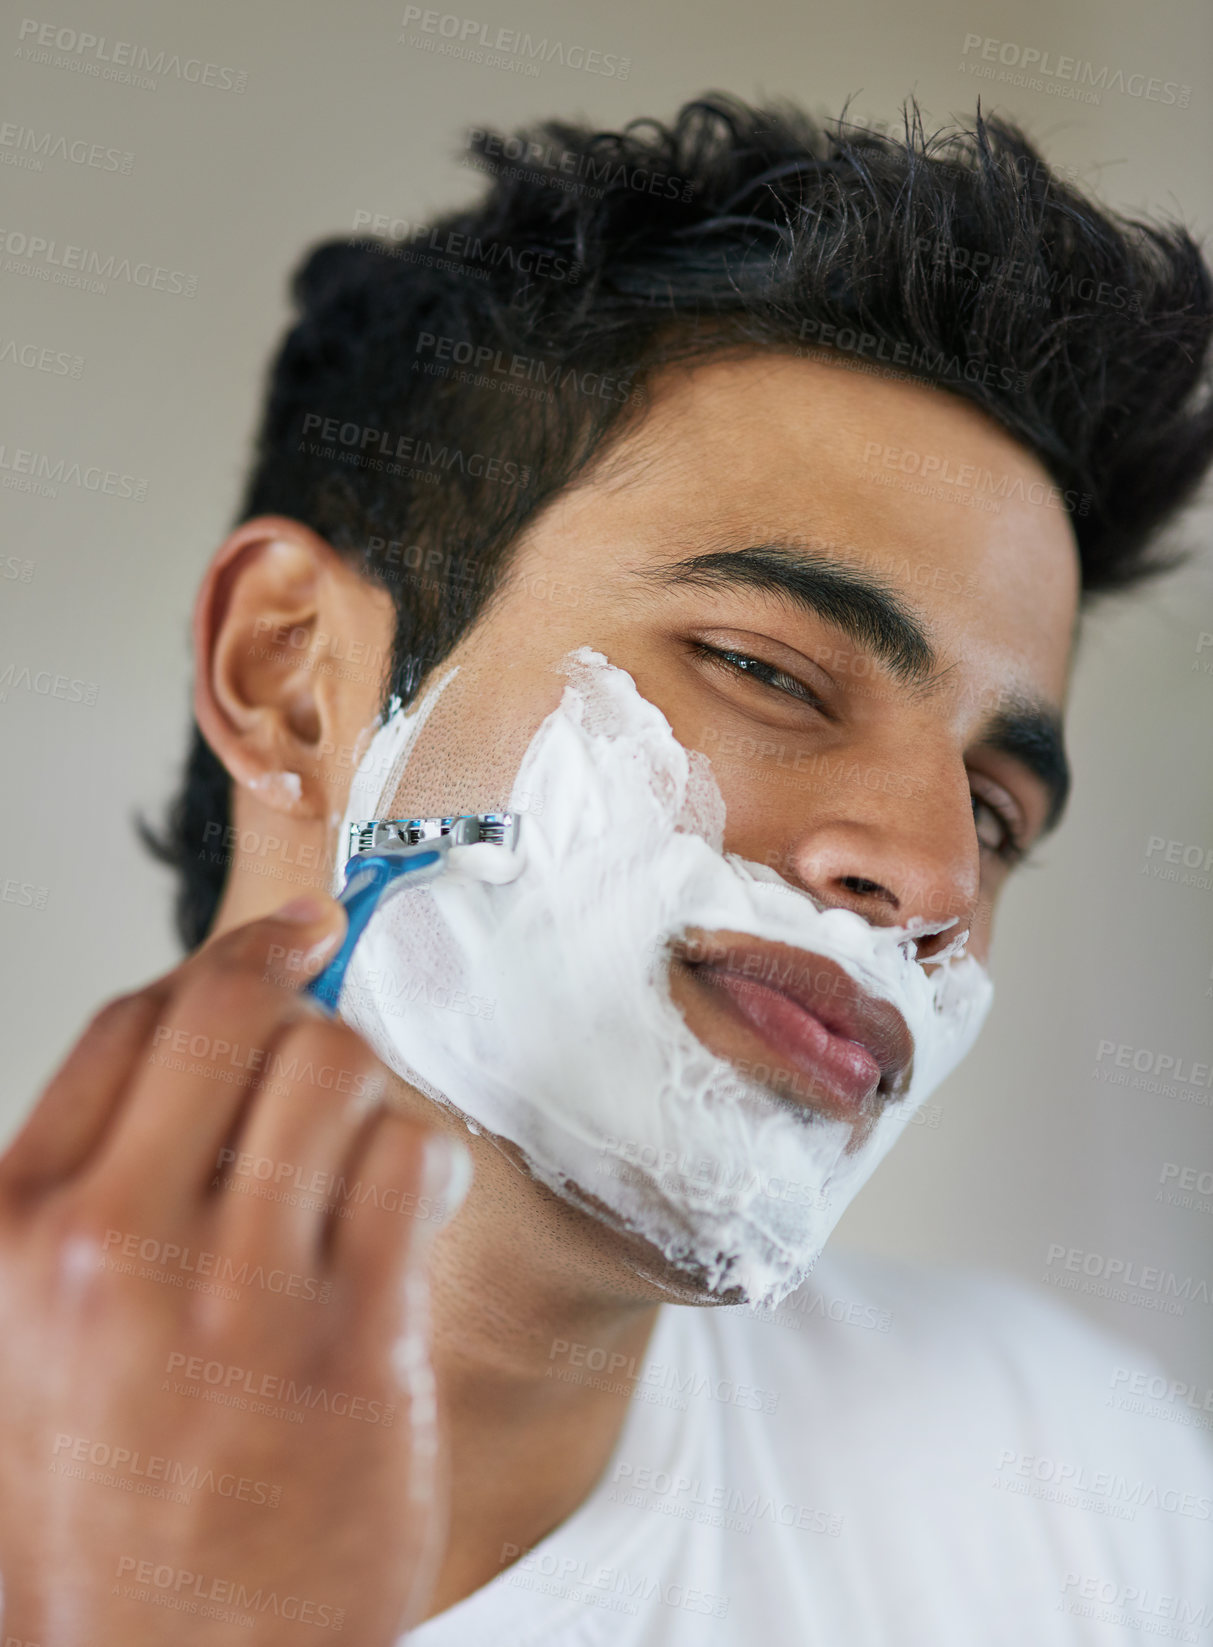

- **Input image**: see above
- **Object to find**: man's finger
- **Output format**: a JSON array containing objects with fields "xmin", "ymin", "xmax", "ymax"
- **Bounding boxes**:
[
  {"xmin": 0, "ymin": 986, "xmax": 171, "ymax": 1198},
  {"xmin": 329, "ymin": 1115, "xmax": 471, "ymax": 1328},
  {"xmin": 81, "ymin": 897, "xmax": 346, "ymax": 1223},
  {"xmin": 211, "ymin": 1017, "xmax": 388, "ymax": 1270}
]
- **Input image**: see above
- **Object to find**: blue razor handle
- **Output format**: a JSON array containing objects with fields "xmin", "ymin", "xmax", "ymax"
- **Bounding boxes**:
[
  {"xmin": 306, "ymin": 847, "xmax": 442, "ymax": 1014},
  {"xmin": 304, "ymin": 813, "xmax": 519, "ymax": 1015}
]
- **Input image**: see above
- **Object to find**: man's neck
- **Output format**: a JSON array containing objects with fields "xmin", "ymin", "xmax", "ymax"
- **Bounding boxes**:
[{"xmin": 420, "ymin": 1141, "xmax": 666, "ymax": 1620}]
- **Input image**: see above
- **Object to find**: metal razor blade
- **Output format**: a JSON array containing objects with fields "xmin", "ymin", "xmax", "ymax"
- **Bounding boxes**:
[{"xmin": 306, "ymin": 812, "xmax": 519, "ymax": 1014}]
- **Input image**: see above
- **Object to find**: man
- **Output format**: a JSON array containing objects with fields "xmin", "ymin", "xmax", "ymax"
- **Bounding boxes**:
[{"xmin": 3, "ymin": 95, "xmax": 1211, "ymax": 1643}]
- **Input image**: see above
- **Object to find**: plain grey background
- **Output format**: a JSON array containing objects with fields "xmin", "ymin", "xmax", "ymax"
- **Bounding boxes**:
[{"xmin": 2, "ymin": 0, "xmax": 1211, "ymax": 1396}]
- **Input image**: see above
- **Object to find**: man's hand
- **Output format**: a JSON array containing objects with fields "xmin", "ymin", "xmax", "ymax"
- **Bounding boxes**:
[{"xmin": 0, "ymin": 895, "xmax": 466, "ymax": 1645}]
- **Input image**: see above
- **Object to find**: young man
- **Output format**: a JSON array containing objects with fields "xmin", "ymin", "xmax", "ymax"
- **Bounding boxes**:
[{"xmin": 3, "ymin": 96, "xmax": 1211, "ymax": 1644}]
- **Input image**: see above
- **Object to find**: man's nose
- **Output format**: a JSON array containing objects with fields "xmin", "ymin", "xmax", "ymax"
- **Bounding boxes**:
[{"xmin": 776, "ymin": 769, "xmax": 982, "ymax": 961}]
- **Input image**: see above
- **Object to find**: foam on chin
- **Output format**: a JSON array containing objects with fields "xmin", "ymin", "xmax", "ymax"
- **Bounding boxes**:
[{"xmin": 335, "ymin": 647, "xmax": 993, "ymax": 1308}]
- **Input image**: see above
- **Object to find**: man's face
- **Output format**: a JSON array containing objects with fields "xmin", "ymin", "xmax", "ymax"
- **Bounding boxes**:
[{"xmin": 367, "ymin": 350, "xmax": 1079, "ymax": 1124}]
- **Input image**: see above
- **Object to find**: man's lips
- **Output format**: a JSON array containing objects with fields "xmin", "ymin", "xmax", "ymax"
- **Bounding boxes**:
[{"xmin": 671, "ymin": 935, "xmax": 915, "ymax": 1121}]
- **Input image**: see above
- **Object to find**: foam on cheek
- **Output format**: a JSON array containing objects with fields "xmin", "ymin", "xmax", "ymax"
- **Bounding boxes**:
[
  {"xmin": 444, "ymin": 840, "xmax": 527, "ymax": 884},
  {"xmin": 337, "ymin": 647, "xmax": 993, "ymax": 1307}
]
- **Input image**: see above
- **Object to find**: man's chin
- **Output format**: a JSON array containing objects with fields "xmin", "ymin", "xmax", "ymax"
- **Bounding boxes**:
[{"xmin": 483, "ymin": 1124, "xmax": 815, "ymax": 1309}]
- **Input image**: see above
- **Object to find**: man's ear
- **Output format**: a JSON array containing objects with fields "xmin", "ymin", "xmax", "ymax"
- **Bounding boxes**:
[{"xmin": 193, "ymin": 514, "xmax": 395, "ymax": 820}]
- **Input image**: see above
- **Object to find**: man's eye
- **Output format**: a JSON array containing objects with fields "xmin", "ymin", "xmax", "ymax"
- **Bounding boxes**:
[
  {"xmin": 972, "ymin": 793, "xmax": 1027, "ymax": 866},
  {"xmin": 691, "ymin": 642, "xmax": 826, "ymax": 712},
  {"xmin": 697, "ymin": 639, "xmax": 1032, "ymax": 869}
]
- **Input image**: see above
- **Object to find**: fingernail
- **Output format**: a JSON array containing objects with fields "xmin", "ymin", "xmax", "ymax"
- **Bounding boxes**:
[
  {"xmin": 302, "ymin": 927, "xmax": 344, "ymax": 968},
  {"xmin": 419, "ymin": 1133, "xmax": 473, "ymax": 1231},
  {"xmin": 277, "ymin": 896, "xmax": 327, "ymax": 923}
]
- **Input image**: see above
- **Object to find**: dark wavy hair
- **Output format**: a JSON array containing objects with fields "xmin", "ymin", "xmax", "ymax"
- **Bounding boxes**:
[{"xmin": 144, "ymin": 93, "xmax": 1213, "ymax": 949}]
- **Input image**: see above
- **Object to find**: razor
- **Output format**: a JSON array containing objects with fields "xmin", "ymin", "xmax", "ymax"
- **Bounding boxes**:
[{"xmin": 306, "ymin": 812, "xmax": 520, "ymax": 1014}]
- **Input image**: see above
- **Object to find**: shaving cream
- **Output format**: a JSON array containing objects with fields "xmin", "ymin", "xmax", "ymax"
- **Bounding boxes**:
[{"xmin": 335, "ymin": 647, "xmax": 993, "ymax": 1307}]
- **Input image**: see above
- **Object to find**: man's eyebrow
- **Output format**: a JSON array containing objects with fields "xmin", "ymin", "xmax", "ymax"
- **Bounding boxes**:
[
  {"xmin": 638, "ymin": 541, "xmax": 1071, "ymax": 833},
  {"xmin": 635, "ymin": 544, "xmax": 937, "ymax": 684},
  {"xmin": 981, "ymin": 696, "xmax": 1072, "ymax": 835}
]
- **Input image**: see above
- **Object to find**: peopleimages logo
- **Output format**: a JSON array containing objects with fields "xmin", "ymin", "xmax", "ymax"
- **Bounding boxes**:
[
  {"xmin": 52, "ymin": 1433, "xmax": 281, "ymax": 1507},
  {"xmin": 299, "ymin": 412, "xmax": 531, "ymax": 487},
  {"xmin": 0, "ymin": 122, "xmax": 134, "ymax": 173},
  {"xmin": 861, "ymin": 440, "xmax": 1092, "ymax": 515},
  {"xmin": 1060, "ymin": 1571, "xmax": 1213, "ymax": 1632},
  {"xmin": 351, "ymin": 209, "xmax": 582, "ymax": 283},
  {"xmin": 0, "ymin": 662, "xmax": 99, "ymax": 706},
  {"xmin": 0, "ymin": 335, "xmax": 83, "ymax": 376},
  {"xmin": 912, "ymin": 235, "xmax": 1142, "ymax": 315},
  {"xmin": 610, "ymin": 1459, "xmax": 844, "ymax": 1538},
  {"xmin": 797, "ymin": 323, "xmax": 1026, "ymax": 393},
  {"xmin": 499, "ymin": 1545, "xmax": 729, "ymax": 1619},
  {"xmin": 163, "ymin": 1352, "xmax": 396, "ymax": 1427},
  {"xmin": 0, "ymin": 228, "xmax": 197, "ymax": 296},
  {"xmin": 1095, "ymin": 1039, "xmax": 1213, "ymax": 1088},
  {"xmin": 0, "ymin": 442, "xmax": 148, "ymax": 501},
  {"xmin": 15, "ymin": 18, "xmax": 248, "ymax": 92},
  {"xmin": 960, "ymin": 34, "xmax": 1190, "ymax": 107},
  {"xmin": 114, "ymin": 1556, "xmax": 346, "ymax": 1632},
  {"xmin": 995, "ymin": 1448, "xmax": 1211, "ymax": 1521},
  {"xmin": 1044, "ymin": 1243, "xmax": 1210, "ymax": 1313},
  {"xmin": 399, "ymin": 8, "xmax": 630, "ymax": 79},
  {"xmin": 414, "ymin": 330, "xmax": 635, "ymax": 404},
  {"xmin": 1111, "ymin": 1365, "xmax": 1213, "ymax": 1415}
]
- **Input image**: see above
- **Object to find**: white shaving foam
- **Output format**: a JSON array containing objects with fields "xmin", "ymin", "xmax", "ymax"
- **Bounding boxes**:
[{"xmin": 335, "ymin": 647, "xmax": 993, "ymax": 1307}]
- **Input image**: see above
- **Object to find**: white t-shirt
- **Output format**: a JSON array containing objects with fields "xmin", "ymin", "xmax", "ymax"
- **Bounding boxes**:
[{"xmin": 407, "ymin": 1250, "xmax": 1213, "ymax": 1645}]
